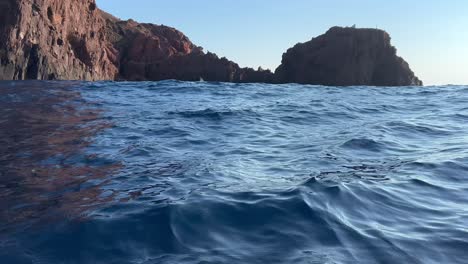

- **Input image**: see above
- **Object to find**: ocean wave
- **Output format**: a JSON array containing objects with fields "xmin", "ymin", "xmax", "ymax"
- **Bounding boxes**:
[
  {"xmin": 167, "ymin": 108, "xmax": 258, "ymax": 120},
  {"xmin": 340, "ymin": 138, "xmax": 385, "ymax": 152},
  {"xmin": 1, "ymin": 81, "xmax": 468, "ymax": 263},
  {"xmin": 383, "ymin": 121, "xmax": 453, "ymax": 137}
]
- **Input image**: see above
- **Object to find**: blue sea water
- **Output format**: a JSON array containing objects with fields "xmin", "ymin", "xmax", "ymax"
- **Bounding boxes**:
[{"xmin": 0, "ymin": 81, "xmax": 467, "ymax": 264}]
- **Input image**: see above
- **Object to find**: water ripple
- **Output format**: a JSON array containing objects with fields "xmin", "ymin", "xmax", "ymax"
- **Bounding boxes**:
[{"xmin": 1, "ymin": 81, "xmax": 468, "ymax": 263}]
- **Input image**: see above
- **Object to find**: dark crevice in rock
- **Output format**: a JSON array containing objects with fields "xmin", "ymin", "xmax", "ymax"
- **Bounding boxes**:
[
  {"xmin": 26, "ymin": 44, "xmax": 40, "ymax": 79},
  {"xmin": 16, "ymin": 67, "xmax": 23, "ymax": 79},
  {"xmin": 89, "ymin": 3, "xmax": 96, "ymax": 11},
  {"xmin": 32, "ymin": 3, "xmax": 41, "ymax": 12},
  {"xmin": 48, "ymin": 73, "xmax": 56, "ymax": 80},
  {"xmin": 67, "ymin": 34, "xmax": 92, "ymax": 67},
  {"xmin": 47, "ymin": 7, "xmax": 53, "ymax": 22}
]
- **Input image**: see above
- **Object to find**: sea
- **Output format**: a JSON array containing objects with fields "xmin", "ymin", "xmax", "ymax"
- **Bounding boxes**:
[{"xmin": 0, "ymin": 81, "xmax": 467, "ymax": 264}]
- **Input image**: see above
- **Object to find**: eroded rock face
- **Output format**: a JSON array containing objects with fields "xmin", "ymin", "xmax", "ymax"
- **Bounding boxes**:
[
  {"xmin": 0, "ymin": 0, "xmax": 272, "ymax": 82},
  {"xmin": 0, "ymin": 0, "xmax": 118, "ymax": 80},
  {"xmin": 0, "ymin": 2, "xmax": 421, "ymax": 86},
  {"xmin": 275, "ymin": 27, "xmax": 422, "ymax": 86}
]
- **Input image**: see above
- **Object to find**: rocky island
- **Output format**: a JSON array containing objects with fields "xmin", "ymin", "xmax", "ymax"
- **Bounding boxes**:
[
  {"xmin": 0, "ymin": 0, "xmax": 422, "ymax": 86},
  {"xmin": 275, "ymin": 27, "xmax": 423, "ymax": 86}
]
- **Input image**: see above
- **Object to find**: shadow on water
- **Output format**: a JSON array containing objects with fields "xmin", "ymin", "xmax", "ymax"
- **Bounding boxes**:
[{"xmin": 0, "ymin": 81, "xmax": 121, "ymax": 233}]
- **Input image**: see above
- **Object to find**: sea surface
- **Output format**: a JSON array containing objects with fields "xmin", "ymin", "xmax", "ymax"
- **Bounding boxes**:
[{"xmin": 0, "ymin": 81, "xmax": 467, "ymax": 264}]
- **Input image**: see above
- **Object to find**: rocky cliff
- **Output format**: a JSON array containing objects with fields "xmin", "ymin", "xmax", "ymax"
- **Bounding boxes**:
[
  {"xmin": 0, "ymin": 1, "xmax": 421, "ymax": 86},
  {"xmin": 101, "ymin": 12, "xmax": 273, "ymax": 82},
  {"xmin": 275, "ymin": 27, "xmax": 422, "ymax": 86},
  {"xmin": 0, "ymin": 0, "xmax": 273, "ymax": 82},
  {"xmin": 0, "ymin": 0, "xmax": 118, "ymax": 80}
]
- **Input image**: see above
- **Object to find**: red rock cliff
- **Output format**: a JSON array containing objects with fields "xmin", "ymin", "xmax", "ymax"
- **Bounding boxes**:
[
  {"xmin": 0, "ymin": 0, "xmax": 272, "ymax": 82},
  {"xmin": 101, "ymin": 12, "xmax": 273, "ymax": 82},
  {"xmin": 0, "ymin": 0, "xmax": 118, "ymax": 80}
]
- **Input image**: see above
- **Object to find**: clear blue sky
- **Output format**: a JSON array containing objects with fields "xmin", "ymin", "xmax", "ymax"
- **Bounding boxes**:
[{"xmin": 98, "ymin": 0, "xmax": 468, "ymax": 85}]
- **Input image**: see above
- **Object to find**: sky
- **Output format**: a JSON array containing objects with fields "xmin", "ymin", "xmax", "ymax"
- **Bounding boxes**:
[{"xmin": 97, "ymin": 0, "xmax": 468, "ymax": 85}]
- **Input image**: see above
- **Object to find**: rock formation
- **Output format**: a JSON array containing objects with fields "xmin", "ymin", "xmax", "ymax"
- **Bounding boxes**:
[
  {"xmin": 101, "ymin": 13, "xmax": 273, "ymax": 82},
  {"xmin": 0, "ymin": 0, "xmax": 118, "ymax": 80},
  {"xmin": 0, "ymin": 1, "xmax": 421, "ymax": 86},
  {"xmin": 275, "ymin": 27, "xmax": 422, "ymax": 86}
]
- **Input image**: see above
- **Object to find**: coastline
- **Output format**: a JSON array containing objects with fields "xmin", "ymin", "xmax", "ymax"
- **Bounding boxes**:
[{"xmin": 0, "ymin": 1, "xmax": 421, "ymax": 86}]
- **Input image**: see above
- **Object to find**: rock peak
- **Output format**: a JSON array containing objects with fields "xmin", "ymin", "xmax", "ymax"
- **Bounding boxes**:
[{"xmin": 275, "ymin": 26, "xmax": 422, "ymax": 86}]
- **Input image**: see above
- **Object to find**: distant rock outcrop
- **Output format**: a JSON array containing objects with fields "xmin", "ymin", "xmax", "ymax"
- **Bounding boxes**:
[
  {"xmin": 275, "ymin": 27, "xmax": 422, "ymax": 86},
  {"xmin": 101, "ymin": 13, "xmax": 274, "ymax": 82},
  {"xmin": 0, "ymin": 1, "xmax": 421, "ymax": 86}
]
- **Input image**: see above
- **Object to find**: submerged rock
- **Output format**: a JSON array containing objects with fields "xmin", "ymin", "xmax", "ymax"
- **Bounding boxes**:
[
  {"xmin": 275, "ymin": 27, "xmax": 422, "ymax": 86},
  {"xmin": 0, "ymin": 1, "xmax": 421, "ymax": 86}
]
